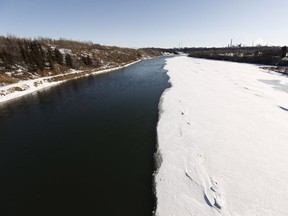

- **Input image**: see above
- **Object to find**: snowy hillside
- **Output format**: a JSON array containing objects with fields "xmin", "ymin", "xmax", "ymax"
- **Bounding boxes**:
[{"xmin": 155, "ymin": 56, "xmax": 288, "ymax": 215}]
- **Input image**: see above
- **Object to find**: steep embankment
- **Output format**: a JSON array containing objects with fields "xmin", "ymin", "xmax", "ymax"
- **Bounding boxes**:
[
  {"xmin": 0, "ymin": 36, "xmax": 174, "ymax": 102},
  {"xmin": 0, "ymin": 61, "xmax": 139, "ymax": 103},
  {"xmin": 156, "ymin": 56, "xmax": 288, "ymax": 215}
]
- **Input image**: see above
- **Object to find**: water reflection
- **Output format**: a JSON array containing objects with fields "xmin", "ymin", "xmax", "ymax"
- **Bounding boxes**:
[{"xmin": 0, "ymin": 57, "xmax": 171, "ymax": 216}]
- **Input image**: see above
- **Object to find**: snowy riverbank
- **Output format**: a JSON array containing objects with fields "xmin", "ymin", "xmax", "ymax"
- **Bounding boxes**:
[
  {"xmin": 155, "ymin": 56, "xmax": 288, "ymax": 215},
  {"xmin": 0, "ymin": 60, "xmax": 140, "ymax": 104}
]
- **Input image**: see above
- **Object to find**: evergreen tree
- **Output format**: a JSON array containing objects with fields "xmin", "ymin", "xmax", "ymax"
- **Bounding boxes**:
[
  {"xmin": 18, "ymin": 40, "xmax": 46, "ymax": 71},
  {"xmin": 281, "ymin": 46, "xmax": 287, "ymax": 58},
  {"xmin": 53, "ymin": 48, "xmax": 63, "ymax": 65},
  {"xmin": 87, "ymin": 55, "xmax": 92, "ymax": 66},
  {"xmin": 81, "ymin": 56, "xmax": 87, "ymax": 66},
  {"xmin": 0, "ymin": 49, "xmax": 13, "ymax": 69},
  {"xmin": 65, "ymin": 54, "xmax": 73, "ymax": 68},
  {"xmin": 47, "ymin": 47, "xmax": 55, "ymax": 70},
  {"xmin": 29, "ymin": 41, "xmax": 45, "ymax": 71},
  {"xmin": 19, "ymin": 40, "xmax": 35, "ymax": 71},
  {"xmin": 18, "ymin": 41, "xmax": 27, "ymax": 63},
  {"xmin": 82, "ymin": 55, "xmax": 93, "ymax": 66}
]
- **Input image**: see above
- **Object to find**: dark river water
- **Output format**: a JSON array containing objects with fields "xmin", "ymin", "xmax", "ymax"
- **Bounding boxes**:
[{"xmin": 0, "ymin": 57, "xmax": 171, "ymax": 216}]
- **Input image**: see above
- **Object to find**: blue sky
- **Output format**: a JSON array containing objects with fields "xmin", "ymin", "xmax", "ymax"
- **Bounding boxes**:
[{"xmin": 0, "ymin": 0, "xmax": 287, "ymax": 48}]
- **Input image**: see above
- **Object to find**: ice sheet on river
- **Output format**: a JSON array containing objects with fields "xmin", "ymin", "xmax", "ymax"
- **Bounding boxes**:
[{"xmin": 155, "ymin": 56, "xmax": 288, "ymax": 216}]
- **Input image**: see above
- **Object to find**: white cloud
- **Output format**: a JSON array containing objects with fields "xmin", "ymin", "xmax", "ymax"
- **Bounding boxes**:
[{"xmin": 254, "ymin": 38, "xmax": 275, "ymax": 46}]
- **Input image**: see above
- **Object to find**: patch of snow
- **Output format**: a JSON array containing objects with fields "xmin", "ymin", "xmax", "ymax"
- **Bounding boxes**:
[
  {"xmin": 163, "ymin": 52, "xmax": 175, "ymax": 56},
  {"xmin": 156, "ymin": 56, "xmax": 288, "ymax": 216},
  {"xmin": 81, "ymin": 52, "xmax": 89, "ymax": 56},
  {"xmin": 49, "ymin": 45, "xmax": 57, "ymax": 50},
  {"xmin": 15, "ymin": 64, "xmax": 26, "ymax": 70},
  {"xmin": 5, "ymin": 72, "xmax": 12, "ymax": 77},
  {"xmin": 59, "ymin": 48, "xmax": 72, "ymax": 55},
  {"xmin": 16, "ymin": 71, "xmax": 24, "ymax": 76}
]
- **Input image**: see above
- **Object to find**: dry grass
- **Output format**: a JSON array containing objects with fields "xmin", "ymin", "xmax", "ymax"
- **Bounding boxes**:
[
  {"xmin": 12, "ymin": 72, "xmax": 34, "ymax": 80},
  {"xmin": 33, "ymin": 80, "xmax": 43, "ymax": 87},
  {"xmin": 46, "ymin": 70, "xmax": 93, "ymax": 82},
  {"xmin": 7, "ymin": 86, "xmax": 24, "ymax": 93},
  {"xmin": 0, "ymin": 73, "xmax": 18, "ymax": 84}
]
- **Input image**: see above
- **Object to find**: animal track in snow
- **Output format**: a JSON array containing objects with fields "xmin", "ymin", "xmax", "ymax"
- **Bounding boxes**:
[
  {"xmin": 180, "ymin": 110, "xmax": 192, "ymax": 126},
  {"xmin": 185, "ymin": 153, "xmax": 225, "ymax": 212},
  {"xmin": 279, "ymin": 106, "xmax": 288, "ymax": 112}
]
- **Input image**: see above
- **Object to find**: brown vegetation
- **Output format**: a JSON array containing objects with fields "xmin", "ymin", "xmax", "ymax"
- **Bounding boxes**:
[
  {"xmin": 260, "ymin": 66, "xmax": 288, "ymax": 75},
  {"xmin": 0, "ymin": 72, "xmax": 18, "ymax": 85},
  {"xmin": 0, "ymin": 35, "xmax": 171, "ymax": 84}
]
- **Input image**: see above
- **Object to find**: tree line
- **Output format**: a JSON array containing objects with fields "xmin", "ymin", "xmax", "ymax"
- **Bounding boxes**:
[
  {"xmin": 0, "ymin": 36, "xmax": 172, "ymax": 76},
  {"xmin": 0, "ymin": 39, "xmax": 94, "ymax": 73},
  {"xmin": 185, "ymin": 46, "xmax": 288, "ymax": 66}
]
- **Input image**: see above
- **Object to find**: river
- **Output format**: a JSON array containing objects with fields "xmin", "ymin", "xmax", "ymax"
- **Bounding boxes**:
[{"xmin": 0, "ymin": 57, "xmax": 171, "ymax": 216}]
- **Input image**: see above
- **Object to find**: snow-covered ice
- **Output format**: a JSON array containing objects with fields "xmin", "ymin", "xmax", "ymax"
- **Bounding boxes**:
[{"xmin": 155, "ymin": 56, "xmax": 288, "ymax": 216}]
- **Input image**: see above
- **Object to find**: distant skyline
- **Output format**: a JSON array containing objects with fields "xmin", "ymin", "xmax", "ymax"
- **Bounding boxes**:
[{"xmin": 0, "ymin": 0, "xmax": 287, "ymax": 48}]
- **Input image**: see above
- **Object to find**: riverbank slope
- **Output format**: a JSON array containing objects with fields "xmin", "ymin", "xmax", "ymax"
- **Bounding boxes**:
[
  {"xmin": 0, "ymin": 36, "xmax": 175, "ymax": 103},
  {"xmin": 0, "ymin": 60, "xmax": 140, "ymax": 103}
]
